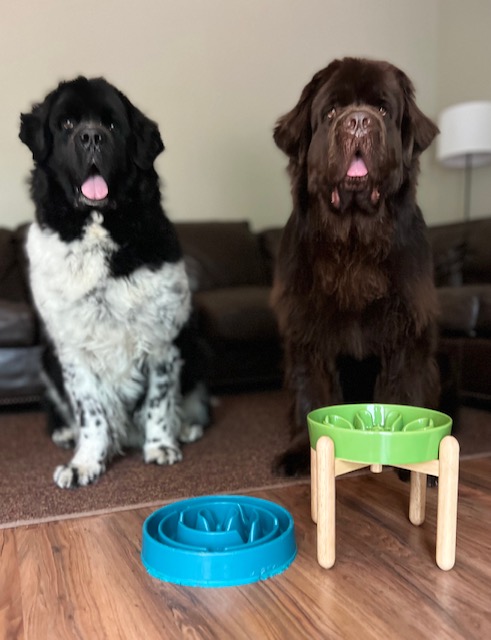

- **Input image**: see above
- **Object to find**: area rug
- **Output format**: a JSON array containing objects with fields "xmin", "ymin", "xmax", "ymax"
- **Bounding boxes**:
[{"xmin": 1, "ymin": 391, "xmax": 491, "ymax": 528}]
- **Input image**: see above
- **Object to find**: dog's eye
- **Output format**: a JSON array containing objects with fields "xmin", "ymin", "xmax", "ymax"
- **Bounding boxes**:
[
  {"xmin": 321, "ymin": 107, "xmax": 336, "ymax": 124},
  {"xmin": 61, "ymin": 118, "xmax": 75, "ymax": 131},
  {"xmin": 379, "ymin": 106, "xmax": 388, "ymax": 117},
  {"xmin": 108, "ymin": 122, "xmax": 117, "ymax": 132}
]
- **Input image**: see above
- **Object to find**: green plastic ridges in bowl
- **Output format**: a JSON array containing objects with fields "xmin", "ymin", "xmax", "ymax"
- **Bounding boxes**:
[{"xmin": 307, "ymin": 404, "xmax": 452, "ymax": 465}]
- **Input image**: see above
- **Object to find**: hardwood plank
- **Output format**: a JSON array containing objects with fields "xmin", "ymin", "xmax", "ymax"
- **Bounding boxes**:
[
  {"xmin": 0, "ymin": 528, "xmax": 24, "ymax": 640},
  {"xmin": 260, "ymin": 483, "xmax": 487, "ymax": 640},
  {"xmin": 15, "ymin": 515, "xmax": 174, "ymax": 640},
  {"xmin": 9, "ymin": 457, "xmax": 491, "ymax": 640},
  {"xmin": 460, "ymin": 456, "xmax": 491, "ymax": 491}
]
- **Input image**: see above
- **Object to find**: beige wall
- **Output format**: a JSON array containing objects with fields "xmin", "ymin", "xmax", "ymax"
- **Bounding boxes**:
[
  {"xmin": 2, "ymin": 0, "xmax": 478, "ymax": 232},
  {"xmin": 435, "ymin": 0, "xmax": 491, "ymax": 223}
]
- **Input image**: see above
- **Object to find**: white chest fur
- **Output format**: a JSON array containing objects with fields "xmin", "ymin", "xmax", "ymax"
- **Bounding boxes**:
[{"xmin": 27, "ymin": 215, "xmax": 191, "ymax": 380}]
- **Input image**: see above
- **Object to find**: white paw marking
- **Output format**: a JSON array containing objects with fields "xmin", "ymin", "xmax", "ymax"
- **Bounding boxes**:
[
  {"xmin": 54, "ymin": 461, "xmax": 105, "ymax": 488},
  {"xmin": 144, "ymin": 445, "xmax": 183, "ymax": 466}
]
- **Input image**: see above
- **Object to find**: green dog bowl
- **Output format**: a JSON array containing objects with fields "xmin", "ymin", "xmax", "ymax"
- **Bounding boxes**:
[{"xmin": 308, "ymin": 404, "xmax": 452, "ymax": 465}]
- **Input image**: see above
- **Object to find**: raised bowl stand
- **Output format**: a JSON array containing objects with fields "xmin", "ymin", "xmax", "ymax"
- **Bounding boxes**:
[{"xmin": 310, "ymin": 434, "xmax": 460, "ymax": 570}]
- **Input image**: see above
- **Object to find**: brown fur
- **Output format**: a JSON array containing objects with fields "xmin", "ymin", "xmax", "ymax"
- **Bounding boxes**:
[{"xmin": 272, "ymin": 58, "xmax": 440, "ymax": 475}]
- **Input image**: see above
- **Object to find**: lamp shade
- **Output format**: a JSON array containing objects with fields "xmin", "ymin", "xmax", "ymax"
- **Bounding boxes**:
[{"xmin": 437, "ymin": 101, "xmax": 491, "ymax": 168}]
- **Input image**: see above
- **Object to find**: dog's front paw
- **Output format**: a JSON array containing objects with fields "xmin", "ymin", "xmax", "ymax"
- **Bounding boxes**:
[
  {"xmin": 273, "ymin": 446, "xmax": 310, "ymax": 477},
  {"xmin": 144, "ymin": 444, "xmax": 183, "ymax": 466},
  {"xmin": 179, "ymin": 423, "xmax": 204, "ymax": 443},
  {"xmin": 54, "ymin": 461, "xmax": 105, "ymax": 488},
  {"xmin": 52, "ymin": 426, "xmax": 77, "ymax": 449}
]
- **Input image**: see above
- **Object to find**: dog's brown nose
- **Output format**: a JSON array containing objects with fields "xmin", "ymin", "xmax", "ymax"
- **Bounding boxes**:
[
  {"xmin": 79, "ymin": 128, "xmax": 104, "ymax": 151},
  {"xmin": 344, "ymin": 111, "xmax": 371, "ymax": 137}
]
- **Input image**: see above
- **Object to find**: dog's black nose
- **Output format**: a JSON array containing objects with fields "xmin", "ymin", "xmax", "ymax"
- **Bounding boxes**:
[
  {"xmin": 344, "ymin": 111, "xmax": 371, "ymax": 137},
  {"xmin": 79, "ymin": 127, "xmax": 104, "ymax": 151}
]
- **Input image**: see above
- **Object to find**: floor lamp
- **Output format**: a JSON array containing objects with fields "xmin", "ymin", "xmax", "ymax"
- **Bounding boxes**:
[{"xmin": 437, "ymin": 101, "xmax": 491, "ymax": 225}]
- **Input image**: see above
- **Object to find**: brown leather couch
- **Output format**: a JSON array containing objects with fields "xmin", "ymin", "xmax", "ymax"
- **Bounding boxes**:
[
  {"xmin": 1, "ymin": 218, "xmax": 491, "ymax": 406},
  {"xmin": 430, "ymin": 219, "xmax": 491, "ymax": 406},
  {"xmin": 0, "ymin": 224, "xmax": 43, "ymax": 405}
]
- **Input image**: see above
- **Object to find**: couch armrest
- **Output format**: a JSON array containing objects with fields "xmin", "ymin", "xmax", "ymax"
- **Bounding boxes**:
[
  {"xmin": 438, "ymin": 285, "xmax": 491, "ymax": 336},
  {"xmin": 438, "ymin": 287, "xmax": 479, "ymax": 335}
]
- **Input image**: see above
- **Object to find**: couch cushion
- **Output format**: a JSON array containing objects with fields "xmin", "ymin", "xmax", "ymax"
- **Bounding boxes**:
[
  {"xmin": 0, "ymin": 346, "xmax": 43, "ymax": 402},
  {"xmin": 433, "ymin": 244, "xmax": 465, "ymax": 287},
  {"xmin": 428, "ymin": 224, "xmax": 465, "ymax": 287},
  {"xmin": 194, "ymin": 286, "xmax": 278, "ymax": 341},
  {"xmin": 429, "ymin": 218, "xmax": 491, "ymax": 286},
  {"xmin": 438, "ymin": 288, "xmax": 478, "ymax": 335},
  {"xmin": 0, "ymin": 301, "xmax": 37, "ymax": 347},
  {"xmin": 175, "ymin": 221, "xmax": 268, "ymax": 291},
  {"xmin": 463, "ymin": 285, "xmax": 491, "ymax": 335}
]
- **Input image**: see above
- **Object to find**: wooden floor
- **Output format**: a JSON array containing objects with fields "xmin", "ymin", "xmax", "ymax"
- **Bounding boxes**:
[{"xmin": 1, "ymin": 457, "xmax": 490, "ymax": 640}]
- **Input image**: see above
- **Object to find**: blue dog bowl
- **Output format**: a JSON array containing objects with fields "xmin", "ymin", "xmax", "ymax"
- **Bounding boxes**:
[{"xmin": 141, "ymin": 495, "xmax": 297, "ymax": 587}]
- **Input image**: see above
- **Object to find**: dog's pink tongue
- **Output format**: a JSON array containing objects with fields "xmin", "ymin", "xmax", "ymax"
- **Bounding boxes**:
[
  {"xmin": 81, "ymin": 175, "xmax": 108, "ymax": 200},
  {"xmin": 347, "ymin": 157, "xmax": 368, "ymax": 178}
]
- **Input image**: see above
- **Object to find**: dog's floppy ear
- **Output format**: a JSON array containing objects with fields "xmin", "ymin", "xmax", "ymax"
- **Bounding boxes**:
[
  {"xmin": 274, "ymin": 59, "xmax": 341, "ymax": 160},
  {"xmin": 119, "ymin": 92, "xmax": 164, "ymax": 170},
  {"xmin": 398, "ymin": 70, "xmax": 439, "ymax": 165},
  {"xmin": 19, "ymin": 90, "xmax": 57, "ymax": 163},
  {"xmin": 130, "ymin": 107, "xmax": 165, "ymax": 170}
]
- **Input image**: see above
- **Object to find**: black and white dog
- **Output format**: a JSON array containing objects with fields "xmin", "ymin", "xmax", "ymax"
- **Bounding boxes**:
[{"xmin": 20, "ymin": 76, "xmax": 209, "ymax": 488}]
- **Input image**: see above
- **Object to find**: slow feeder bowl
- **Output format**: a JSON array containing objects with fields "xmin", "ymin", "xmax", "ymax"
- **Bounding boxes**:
[
  {"xmin": 307, "ymin": 404, "xmax": 458, "ymax": 571},
  {"xmin": 308, "ymin": 404, "xmax": 453, "ymax": 465},
  {"xmin": 141, "ymin": 495, "xmax": 297, "ymax": 587}
]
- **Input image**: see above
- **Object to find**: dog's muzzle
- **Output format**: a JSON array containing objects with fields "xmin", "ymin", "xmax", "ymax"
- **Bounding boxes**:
[{"xmin": 330, "ymin": 108, "xmax": 384, "ymax": 210}]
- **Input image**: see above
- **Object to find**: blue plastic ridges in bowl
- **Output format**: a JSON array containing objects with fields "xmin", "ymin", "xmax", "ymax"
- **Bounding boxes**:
[{"xmin": 141, "ymin": 495, "xmax": 297, "ymax": 587}]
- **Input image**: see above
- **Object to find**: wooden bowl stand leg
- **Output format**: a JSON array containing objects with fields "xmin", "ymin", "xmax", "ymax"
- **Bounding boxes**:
[{"xmin": 311, "ymin": 434, "xmax": 460, "ymax": 570}]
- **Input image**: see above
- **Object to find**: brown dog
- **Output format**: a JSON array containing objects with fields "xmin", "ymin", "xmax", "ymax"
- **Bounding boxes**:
[{"xmin": 272, "ymin": 57, "xmax": 440, "ymax": 475}]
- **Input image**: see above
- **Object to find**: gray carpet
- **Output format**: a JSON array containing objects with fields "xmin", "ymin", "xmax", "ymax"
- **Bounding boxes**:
[{"xmin": 1, "ymin": 391, "xmax": 490, "ymax": 528}]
